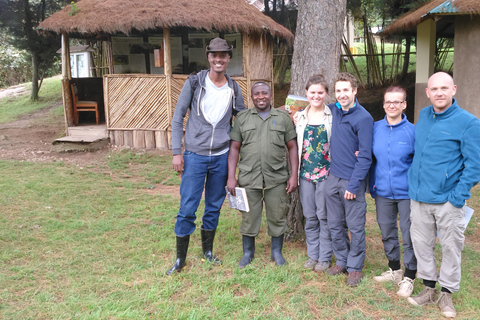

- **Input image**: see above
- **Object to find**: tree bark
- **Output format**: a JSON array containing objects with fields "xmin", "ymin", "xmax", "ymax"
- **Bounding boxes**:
[
  {"xmin": 31, "ymin": 52, "xmax": 39, "ymax": 100},
  {"xmin": 290, "ymin": 0, "xmax": 347, "ymax": 97},
  {"xmin": 286, "ymin": 0, "xmax": 347, "ymax": 240}
]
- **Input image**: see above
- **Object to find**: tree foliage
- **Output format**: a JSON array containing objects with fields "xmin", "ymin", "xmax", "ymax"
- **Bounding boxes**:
[{"xmin": 0, "ymin": 0, "xmax": 64, "ymax": 98}]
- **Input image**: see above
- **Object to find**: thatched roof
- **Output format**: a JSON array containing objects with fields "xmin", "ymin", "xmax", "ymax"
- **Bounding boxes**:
[
  {"xmin": 381, "ymin": 0, "xmax": 480, "ymax": 36},
  {"xmin": 37, "ymin": 0, "xmax": 293, "ymax": 44}
]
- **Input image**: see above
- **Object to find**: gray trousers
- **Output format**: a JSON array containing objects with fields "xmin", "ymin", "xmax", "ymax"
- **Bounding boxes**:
[
  {"xmin": 240, "ymin": 183, "xmax": 288, "ymax": 237},
  {"xmin": 325, "ymin": 174, "xmax": 367, "ymax": 272},
  {"xmin": 299, "ymin": 178, "xmax": 332, "ymax": 262},
  {"xmin": 375, "ymin": 196, "xmax": 417, "ymax": 270},
  {"xmin": 410, "ymin": 200, "xmax": 465, "ymax": 293}
]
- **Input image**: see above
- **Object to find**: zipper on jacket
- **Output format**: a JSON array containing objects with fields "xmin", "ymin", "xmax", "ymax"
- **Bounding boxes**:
[
  {"xmin": 209, "ymin": 127, "xmax": 215, "ymax": 155},
  {"xmin": 197, "ymin": 86, "xmax": 203, "ymax": 116}
]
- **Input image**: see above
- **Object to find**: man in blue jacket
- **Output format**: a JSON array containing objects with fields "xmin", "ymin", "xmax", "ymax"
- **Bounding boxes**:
[
  {"xmin": 167, "ymin": 38, "xmax": 246, "ymax": 275},
  {"xmin": 324, "ymin": 72, "xmax": 373, "ymax": 286},
  {"xmin": 407, "ymin": 72, "xmax": 480, "ymax": 318}
]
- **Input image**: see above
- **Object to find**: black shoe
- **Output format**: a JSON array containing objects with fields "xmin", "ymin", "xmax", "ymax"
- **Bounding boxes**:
[
  {"xmin": 201, "ymin": 228, "xmax": 222, "ymax": 265},
  {"xmin": 239, "ymin": 235, "xmax": 255, "ymax": 268},
  {"xmin": 166, "ymin": 235, "xmax": 190, "ymax": 275},
  {"xmin": 271, "ymin": 234, "xmax": 287, "ymax": 266}
]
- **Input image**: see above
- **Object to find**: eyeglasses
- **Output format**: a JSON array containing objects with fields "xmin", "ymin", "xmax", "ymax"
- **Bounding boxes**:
[{"xmin": 384, "ymin": 101, "xmax": 405, "ymax": 107}]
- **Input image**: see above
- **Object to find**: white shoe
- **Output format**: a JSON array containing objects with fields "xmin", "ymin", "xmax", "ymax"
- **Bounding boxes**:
[
  {"xmin": 373, "ymin": 268, "xmax": 404, "ymax": 285},
  {"xmin": 397, "ymin": 277, "xmax": 414, "ymax": 297}
]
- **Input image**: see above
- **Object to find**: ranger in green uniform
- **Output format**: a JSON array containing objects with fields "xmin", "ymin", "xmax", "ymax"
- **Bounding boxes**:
[{"xmin": 227, "ymin": 82, "xmax": 298, "ymax": 268}]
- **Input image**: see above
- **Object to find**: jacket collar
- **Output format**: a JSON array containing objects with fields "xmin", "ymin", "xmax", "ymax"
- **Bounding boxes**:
[
  {"xmin": 429, "ymin": 98, "xmax": 459, "ymax": 117},
  {"xmin": 382, "ymin": 113, "xmax": 409, "ymax": 127}
]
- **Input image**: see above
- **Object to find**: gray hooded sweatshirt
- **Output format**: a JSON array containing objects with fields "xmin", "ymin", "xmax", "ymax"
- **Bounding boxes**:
[{"xmin": 171, "ymin": 70, "xmax": 246, "ymax": 156}]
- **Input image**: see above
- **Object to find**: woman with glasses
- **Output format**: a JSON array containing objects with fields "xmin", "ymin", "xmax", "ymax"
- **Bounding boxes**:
[{"xmin": 370, "ymin": 86, "xmax": 417, "ymax": 297}]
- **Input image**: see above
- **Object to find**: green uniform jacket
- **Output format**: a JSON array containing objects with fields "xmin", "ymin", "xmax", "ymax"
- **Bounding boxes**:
[{"xmin": 230, "ymin": 107, "xmax": 297, "ymax": 189}]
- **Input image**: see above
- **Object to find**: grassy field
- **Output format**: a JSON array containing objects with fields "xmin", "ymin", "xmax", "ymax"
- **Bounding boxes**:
[
  {"xmin": 0, "ymin": 62, "xmax": 476, "ymax": 319},
  {"xmin": 1, "ymin": 150, "xmax": 480, "ymax": 319},
  {"xmin": 0, "ymin": 76, "xmax": 63, "ymax": 124}
]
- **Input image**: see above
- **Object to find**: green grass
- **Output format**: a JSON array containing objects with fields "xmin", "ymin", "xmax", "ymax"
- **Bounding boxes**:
[
  {"xmin": 1, "ymin": 151, "xmax": 479, "ymax": 319},
  {"xmin": 0, "ymin": 76, "xmax": 63, "ymax": 124}
]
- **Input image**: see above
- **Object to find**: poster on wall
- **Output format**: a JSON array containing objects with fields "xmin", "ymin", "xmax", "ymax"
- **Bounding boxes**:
[
  {"xmin": 224, "ymin": 33, "xmax": 242, "ymax": 76},
  {"xmin": 188, "ymin": 33, "xmax": 219, "ymax": 71},
  {"xmin": 112, "ymin": 37, "xmax": 146, "ymax": 74},
  {"xmin": 148, "ymin": 36, "xmax": 163, "ymax": 74}
]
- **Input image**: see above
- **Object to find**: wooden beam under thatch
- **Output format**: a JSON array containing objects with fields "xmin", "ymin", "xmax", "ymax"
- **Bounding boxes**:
[
  {"xmin": 37, "ymin": 0, "xmax": 293, "ymax": 45},
  {"xmin": 381, "ymin": 0, "xmax": 480, "ymax": 37}
]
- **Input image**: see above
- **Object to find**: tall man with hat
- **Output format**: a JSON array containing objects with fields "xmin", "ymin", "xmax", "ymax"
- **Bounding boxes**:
[{"xmin": 167, "ymin": 38, "xmax": 246, "ymax": 275}]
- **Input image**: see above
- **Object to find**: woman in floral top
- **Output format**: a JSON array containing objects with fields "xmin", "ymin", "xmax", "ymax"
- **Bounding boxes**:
[{"xmin": 295, "ymin": 74, "xmax": 333, "ymax": 272}]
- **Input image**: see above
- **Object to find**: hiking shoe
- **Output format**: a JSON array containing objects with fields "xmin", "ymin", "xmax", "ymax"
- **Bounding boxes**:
[
  {"xmin": 407, "ymin": 286, "xmax": 437, "ymax": 306},
  {"xmin": 314, "ymin": 261, "xmax": 330, "ymax": 272},
  {"xmin": 347, "ymin": 271, "xmax": 363, "ymax": 286},
  {"xmin": 303, "ymin": 258, "xmax": 318, "ymax": 269},
  {"xmin": 436, "ymin": 292, "xmax": 456, "ymax": 318},
  {"xmin": 374, "ymin": 268, "xmax": 404, "ymax": 284},
  {"xmin": 397, "ymin": 277, "xmax": 414, "ymax": 297},
  {"xmin": 326, "ymin": 264, "xmax": 347, "ymax": 276}
]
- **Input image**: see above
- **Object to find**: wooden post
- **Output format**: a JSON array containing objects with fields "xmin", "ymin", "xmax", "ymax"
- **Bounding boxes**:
[
  {"xmin": 105, "ymin": 37, "xmax": 114, "ymax": 75},
  {"xmin": 61, "ymin": 32, "xmax": 74, "ymax": 128},
  {"xmin": 124, "ymin": 131, "xmax": 133, "ymax": 148},
  {"xmin": 113, "ymin": 130, "xmax": 124, "ymax": 146},
  {"xmin": 243, "ymin": 32, "xmax": 251, "ymax": 108},
  {"xmin": 133, "ymin": 130, "xmax": 146, "ymax": 149},
  {"xmin": 145, "ymin": 131, "xmax": 156, "ymax": 149},
  {"xmin": 155, "ymin": 131, "xmax": 168, "ymax": 150},
  {"xmin": 163, "ymin": 28, "xmax": 173, "ymax": 147}
]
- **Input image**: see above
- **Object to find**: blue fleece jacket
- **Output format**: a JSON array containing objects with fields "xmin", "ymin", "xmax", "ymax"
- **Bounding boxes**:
[
  {"xmin": 408, "ymin": 99, "xmax": 480, "ymax": 208},
  {"xmin": 329, "ymin": 98, "xmax": 373, "ymax": 194},
  {"xmin": 371, "ymin": 114, "xmax": 415, "ymax": 199}
]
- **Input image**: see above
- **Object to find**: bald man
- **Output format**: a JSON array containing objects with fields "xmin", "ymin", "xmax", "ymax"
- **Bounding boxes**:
[{"xmin": 407, "ymin": 72, "xmax": 480, "ymax": 318}]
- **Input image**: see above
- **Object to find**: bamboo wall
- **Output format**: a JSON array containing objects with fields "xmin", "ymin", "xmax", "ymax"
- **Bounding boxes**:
[{"xmin": 105, "ymin": 73, "xmax": 248, "ymax": 150}]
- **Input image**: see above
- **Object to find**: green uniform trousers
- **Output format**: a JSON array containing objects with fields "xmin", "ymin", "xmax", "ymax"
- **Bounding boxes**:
[{"xmin": 240, "ymin": 183, "xmax": 288, "ymax": 237}]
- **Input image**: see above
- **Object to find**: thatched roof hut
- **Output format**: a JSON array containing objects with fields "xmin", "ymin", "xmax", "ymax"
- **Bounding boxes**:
[
  {"xmin": 38, "ymin": 0, "xmax": 293, "ymax": 44},
  {"xmin": 381, "ymin": 0, "xmax": 480, "ymax": 36},
  {"xmin": 39, "ymin": 0, "xmax": 294, "ymax": 149},
  {"xmin": 380, "ymin": 0, "xmax": 480, "ymax": 121}
]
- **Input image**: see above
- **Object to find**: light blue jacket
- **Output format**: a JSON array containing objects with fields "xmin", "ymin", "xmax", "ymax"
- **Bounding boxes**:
[
  {"xmin": 408, "ymin": 99, "xmax": 480, "ymax": 208},
  {"xmin": 371, "ymin": 114, "xmax": 415, "ymax": 199}
]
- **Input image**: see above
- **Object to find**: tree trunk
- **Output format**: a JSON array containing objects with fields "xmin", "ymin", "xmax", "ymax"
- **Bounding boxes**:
[
  {"xmin": 31, "ymin": 52, "xmax": 39, "ymax": 100},
  {"xmin": 289, "ymin": 0, "xmax": 347, "ymax": 96},
  {"xmin": 287, "ymin": 0, "xmax": 347, "ymax": 240}
]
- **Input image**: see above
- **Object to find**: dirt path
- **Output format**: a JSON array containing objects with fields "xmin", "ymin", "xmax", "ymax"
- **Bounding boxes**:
[{"xmin": 0, "ymin": 96, "xmax": 181, "ymax": 196}]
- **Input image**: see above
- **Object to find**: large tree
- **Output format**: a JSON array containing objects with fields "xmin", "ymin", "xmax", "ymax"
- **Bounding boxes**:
[
  {"xmin": 0, "ymin": 0, "xmax": 63, "ymax": 99},
  {"xmin": 289, "ymin": 0, "xmax": 348, "ymax": 96},
  {"xmin": 286, "ymin": 0, "xmax": 348, "ymax": 239}
]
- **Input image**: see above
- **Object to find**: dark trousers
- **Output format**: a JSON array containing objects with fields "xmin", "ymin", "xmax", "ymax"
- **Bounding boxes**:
[
  {"xmin": 325, "ymin": 174, "xmax": 367, "ymax": 272},
  {"xmin": 375, "ymin": 196, "xmax": 417, "ymax": 271}
]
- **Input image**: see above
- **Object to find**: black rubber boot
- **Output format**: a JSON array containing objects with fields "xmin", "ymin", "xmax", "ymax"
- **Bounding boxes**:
[
  {"xmin": 271, "ymin": 234, "xmax": 287, "ymax": 266},
  {"xmin": 201, "ymin": 228, "xmax": 222, "ymax": 265},
  {"xmin": 239, "ymin": 235, "xmax": 255, "ymax": 268},
  {"xmin": 166, "ymin": 235, "xmax": 190, "ymax": 275}
]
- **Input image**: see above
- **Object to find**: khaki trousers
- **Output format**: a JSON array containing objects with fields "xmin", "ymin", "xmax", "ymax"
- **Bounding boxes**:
[
  {"xmin": 240, "ymin": 183, "xmax": 288, "ymax": 237},
  {"xmin": 410, "ymin": 200, "xmax": 466, "ymax": 292}
]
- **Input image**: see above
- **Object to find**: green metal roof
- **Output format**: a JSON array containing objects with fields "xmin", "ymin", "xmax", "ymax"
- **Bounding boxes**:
[{"xmin": 429, "ymin": 0, "xmax": 458, "ymax": 14}]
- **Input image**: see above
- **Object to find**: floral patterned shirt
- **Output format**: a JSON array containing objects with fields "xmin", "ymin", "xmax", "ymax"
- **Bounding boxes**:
[{"xmin": 300, "ymin": 124, "xmax": 330, "ymax": 182}]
